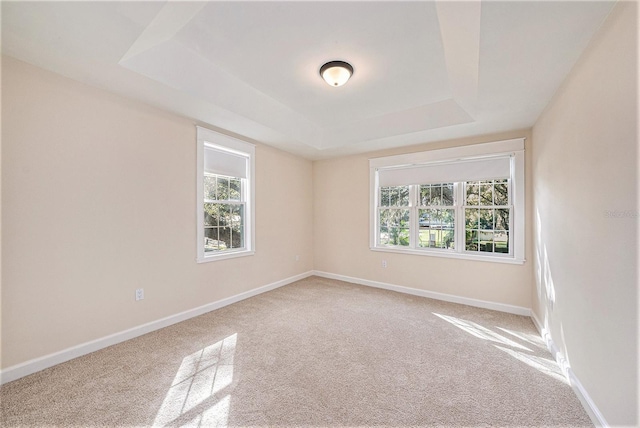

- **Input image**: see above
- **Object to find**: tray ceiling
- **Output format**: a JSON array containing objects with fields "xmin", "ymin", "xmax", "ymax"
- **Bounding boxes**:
[{"xmin": 2, "ymin": 1, "xmax": 615, "ymax": 159}]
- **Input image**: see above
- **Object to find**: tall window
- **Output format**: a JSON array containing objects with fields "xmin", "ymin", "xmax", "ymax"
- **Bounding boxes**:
[
  {"xmin": 464, "ymin": 179, "xmax": 510, "ymax": 254},
  {"xmin": 197, "ymin": 127, "xmax": 255, "ymax": 262},
  {"xmin": 369, "ymin": 139, "xmax": 525, "ymax": 264}
]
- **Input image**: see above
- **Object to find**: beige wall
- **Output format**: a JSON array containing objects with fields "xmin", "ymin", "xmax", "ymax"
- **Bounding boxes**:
[
  {"xmin": 313, "ymin": 130, "xmax": 534, "ymax": 309},
  {"xmin": 531, "ymin": 2, "xmax": 638, "ymax": 426},
  {"xmin": 1, "ymin": 57, "xmax": 314, "ymax": 369}
]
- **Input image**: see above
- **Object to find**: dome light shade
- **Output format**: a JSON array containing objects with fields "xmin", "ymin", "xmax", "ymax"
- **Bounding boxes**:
[{"xmin": 319, "ymin": 61, "xmax": 354, "ymax": 87}]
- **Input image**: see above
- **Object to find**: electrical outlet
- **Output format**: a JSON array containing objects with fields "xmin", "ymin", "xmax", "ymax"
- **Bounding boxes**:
[
  {"xmin": 382, "ymin": 260, "xmax": 387, "ymax": 268},
  {"xmin": 135, "ymin": 288, "xmax": 144, "ymax": 301},
  {"xmin": 295, "ymin": 255, "xmax": 300, "ymax": 262}
]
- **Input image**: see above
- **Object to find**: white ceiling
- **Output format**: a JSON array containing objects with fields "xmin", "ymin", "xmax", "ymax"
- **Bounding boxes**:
[{"xmin": 1, "ymin": 1, "xmax": 615, "ymax": 160}]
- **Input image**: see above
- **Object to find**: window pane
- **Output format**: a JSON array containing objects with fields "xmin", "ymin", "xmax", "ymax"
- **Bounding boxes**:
[
  {"xmin": 465, "ymin": 209, "xmax": 478, "ymax": 229},
  {"xmin": 420, "ymin": 185, "xmax": 431, "ymax": 206},
  {"xmin": 479, "ymin": 209, "xmax": 494, "ymax": 230},
  {"xmin": 495, "ymin": 209, "xmax": 510, "ymax": 230},
  {"xmin": 494, "ymin": 181, "xmax": 509, "ymax": 205},
  {"xmin": 389, "ymin": 188, "xmax": 398, "ymax": 206},
  {"xmin": 495, "ymin": 231, "xmax": 509, "ymax": 253},
  {"xmin": 466, "ymin": 182, "xmax": 479, "ymax": 205},
  {"xmin": 379, "ymin": 225, "xmax": 389, "ymax": 245},
  {"xmin": 442, "ymin": 184, "xmax": 454, "ymax": 205},
  {"xmin": 479, "ymin": 182, "xmax": 493, "ymax": 205},
  {"xmin": 230, "ymin": 205, "xmax": 244, "ymax": 249},
  {"xmin": 204, "ymin": 176, "xmax": 217, "ymax": 201},
  {"xmin": 204, "ymin": 203, "xmax": 219, "ymax": 227},
  {"xmin": 380, "ymin": 187, "xmax": 390, "ymax": 207},
  {"xmin": 217, "ymin": 177, "xmax": 229, "ymax": 200},
  {"xmin": 431, "ymin": 185, "xmax": 442, "ymax": 204},
  {"xmin": 398, "ymin": 186, "xmax": 410, "ymax": 206},
  {"xmin": 229, "ymin": 178, "xmax": 241, "ymax": 201},
  {"xmin": 379, "ymin": 208, "xmax": 409, "ymax": 246},
  {"xmin": 465, "ymin": 230, "xmax": 479, "ymax": 251},
  {"xmin": 219, "ymin": 226, "xmax": 232, "ymax": 249}
]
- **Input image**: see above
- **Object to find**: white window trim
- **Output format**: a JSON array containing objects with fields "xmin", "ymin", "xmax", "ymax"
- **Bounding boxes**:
[
  {"xmin": 197, "ymin": 126, "xmax": 255, "ymax": 263},
  {"xmin": 369, "ymin": 138, "xmax": 526, "ymax": 264}
]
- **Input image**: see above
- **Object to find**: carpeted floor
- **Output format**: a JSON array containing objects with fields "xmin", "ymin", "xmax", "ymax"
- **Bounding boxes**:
[{"xmin": 1, "ymin": 276, "xmax": 592, "ymax": 427}]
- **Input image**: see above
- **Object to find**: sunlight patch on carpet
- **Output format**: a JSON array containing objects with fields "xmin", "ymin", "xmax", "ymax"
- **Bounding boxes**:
[
  {"xmin": 433, "ymin": 313, "xmax": 532, "ymax": 351},
  {"xmin": 494, "ymin": 345, "xmax": 569, "ymax": 385},
  {"xmin": 152, "ymin": 333, "xmax": 236, "ymax": 427}
]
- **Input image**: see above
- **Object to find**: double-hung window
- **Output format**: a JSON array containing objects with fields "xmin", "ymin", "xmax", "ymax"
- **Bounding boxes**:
[
  {"xmin": 370, "ymin": 138, "xmax": 525, "ymax": 264},
  {"xmin": 197, "ymin": 127, "xmax": 255, "ymax": 262}
]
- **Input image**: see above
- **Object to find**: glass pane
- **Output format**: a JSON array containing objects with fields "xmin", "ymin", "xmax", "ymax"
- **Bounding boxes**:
[
  {"xmin": 389, "ymin": 188, "xmax": 398, "ymax": 206},
  {"xmin": 479, "ymin": 209, "xmax": 494, "ymax": 230},
  {"xmin": 442, "ymin": 184, "xmax": 454, "ymax": 205},
  {"xmin": 465, "ymin": 209, "xmax": 478, "ymax": 229},
  {"xmin": 479, "ymin": 231, "xmax": 494, "ymax": 252},
  {"xmin": 495, "ymin": 209, "xmax": 510, "ymax": 230},
  {"xmin": 398, "ymin": 186, "xmax": 410, "ymax": 206},
  {"xmin": 379, "ymin": 226, "xmax": 389, "ymax": 245},
  {"xmin": 380, "ymin": 188, "xmax": 390, "ymax": 207},
  {"xmin": 204, "ymin": 176, "xmax": 217, "ymax": 201},
  {"xmin": 444, "ymin": 228, "xmax": 455, "ymax": 249},
  {"xmin": 466, "ymin": 182, "xmax": 479, "ymax": 205},
  {"xmin": 465, "ymin": 230, "xmax": 479, "ymax": 251},
  {"xmin": 479, "ymin": 182, "xmax": 493, "ymax": 205},
  {"xmin": 229, "ymin": 179, "xmax": 241, "ymax": 201},
  {"xmin": 204, "ymin": 203, "xmax": 219, "ymax": 227},
  {"xmin": 379, "ymin": 208, "xmax": 392, "ymax": 226},
  {"xmin": 494, "ymin": 181, "xmax": 509, "ymax": 205},
  {"xmin": 420, "ymin": 185, "xmax": 430, "ymax": 206},
  {"xmin": 431, "ymin": 185, "xmax": 442, "ymax": 205},
  {"xmin": 495, "ymin": 231, "xmax": 509, "ymax": 253},
  {"xmin": 219, "ymin": 227, "xmax": 232, "ymax": 250},
  {"xmin": 217, "ymin": 177, "xmax": 229, "ymax": 200}
]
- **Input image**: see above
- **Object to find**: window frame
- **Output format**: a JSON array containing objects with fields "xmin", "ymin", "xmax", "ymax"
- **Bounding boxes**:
[
  {"xmin": 196, "ymin": 126, "xmax": 255, "ymax": 263},
  {"xmin": 369, "ymin": 138, "xmax": 525, "ymax": 264}
]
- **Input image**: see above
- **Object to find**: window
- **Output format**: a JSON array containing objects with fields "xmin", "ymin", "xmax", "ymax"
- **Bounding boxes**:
[
  {"xmin": 197, "ymin": 127, "xmax": 255, "ymax": 262},
  {"xmin": 369, "ymin": 138, "xmax": 525, "ymax": 264}
]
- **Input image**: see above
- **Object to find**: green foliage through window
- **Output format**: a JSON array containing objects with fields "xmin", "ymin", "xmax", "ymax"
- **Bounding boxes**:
[{"xmin": 204, "ymin": 174, "xmax": 244, "ymax": 252}]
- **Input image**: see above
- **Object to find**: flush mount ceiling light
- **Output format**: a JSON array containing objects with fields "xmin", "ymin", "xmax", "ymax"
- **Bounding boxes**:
[{"xmin": 319, "ymin": 61, "xmax": 354, "ymax": 87}]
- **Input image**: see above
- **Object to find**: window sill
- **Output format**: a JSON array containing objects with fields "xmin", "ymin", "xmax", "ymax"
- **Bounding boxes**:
[
  {"xmin": 197, "ymin": 249, "xmax": 255, "ymax": 263},
  {"xmin": 370, "ymin": 246, "xmax": 525, "ymax": 265}
]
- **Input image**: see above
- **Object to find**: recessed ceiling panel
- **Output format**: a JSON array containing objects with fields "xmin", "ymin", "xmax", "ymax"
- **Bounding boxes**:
[{"xmin": 174, "ymin": 1, "xmax": 451, "ymax": 127}]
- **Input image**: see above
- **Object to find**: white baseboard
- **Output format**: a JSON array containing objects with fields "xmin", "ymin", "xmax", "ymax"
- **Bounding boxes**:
[
  {"xmin": 312, "ymin": 270, "xmax": 531, "ymax": 316},
  {"xmin": 0, "ymin": 271, "xmax": 313, "ymax": 385},
  {"xmin": 530, "ymin": 312, "xmax": 609, "ymax": 428}
]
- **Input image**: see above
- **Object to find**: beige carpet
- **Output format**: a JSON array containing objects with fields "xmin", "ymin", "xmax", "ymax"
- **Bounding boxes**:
[{"xmin": 1, "ymin": 276, "xmax": 591, "ymax": 427}]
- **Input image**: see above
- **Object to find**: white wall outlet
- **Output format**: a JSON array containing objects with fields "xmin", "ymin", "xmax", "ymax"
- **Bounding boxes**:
[
  {"xmin": 135, "ymin": 288, "xmax": 144, "ymax": 301},
  {"xmin": 295, "ymin": 255, "xmax": 300, "ymax": 262},
  {"xmin": 382, "ymin": 260, "xmax": 387, "ymax": 268}
]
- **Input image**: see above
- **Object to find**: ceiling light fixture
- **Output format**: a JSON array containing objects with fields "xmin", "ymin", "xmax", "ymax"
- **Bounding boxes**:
[{"xmin": 319, "ymin": 61, "xmax": 354, "ymax": 87}]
